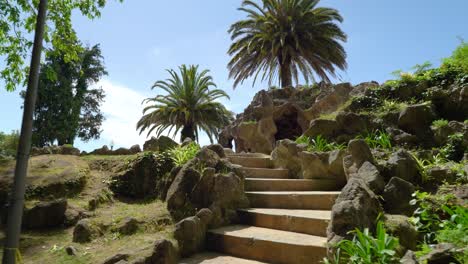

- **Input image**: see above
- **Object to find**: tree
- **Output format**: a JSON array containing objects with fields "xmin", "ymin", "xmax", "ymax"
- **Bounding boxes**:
[
  {"xmin": 137, "ymin": 65, "xmax": 233, "ymax": 142},
  {"xmin": 29, "ymin": 42, "xmax": 107, "ymax": 147},
  {"xmin": 0, "ymin": 131, "xmax": 20, "ymax": 157},
  {"xmin": 228, "ymin": 0, "xmax": 347, "ymax": 88}
]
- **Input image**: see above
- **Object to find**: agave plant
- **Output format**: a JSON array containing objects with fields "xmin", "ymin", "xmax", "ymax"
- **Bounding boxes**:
[
  {"xmin": 228, "ymin": 0, "xmax": 347, "ymax": 88},
  {"xmin": 137, "ymin": 65, "xmax": 233, "ymax": 142}
]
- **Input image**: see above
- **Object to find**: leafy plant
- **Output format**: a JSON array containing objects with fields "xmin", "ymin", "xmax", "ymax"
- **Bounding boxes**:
[
  {"xmin": 379, "ymin": 100, "xmax": 406, "ymax": 113},
  {"xmin": 295, "ymin": 135, "xmax": 345, "ymax": 152},
  {"xmin": 432, "ymin": 119, "xmax": 449, "ymax": 129},
  {"xmin": 168, "ymin": 142, "xmax": 200, "ymax": 166},
  {"xmin": 325, "ymin": 221, "xmax": 400, "ymax": 264},
  {"xmin": 436, "ymin": 205, "xmax": 468, "ymax": 247},
  {"xmin": 359, "ymin": 130, "xmax": 392, "ymax": 150},
  {"xmin": 440, "ymin": 133, "xmax": 465, "ymax": 162}
]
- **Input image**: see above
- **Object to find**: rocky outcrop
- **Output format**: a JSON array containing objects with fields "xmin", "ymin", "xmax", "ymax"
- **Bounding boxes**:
[
  {"xmin": 343, "ymin": 139, "xmax": 376, "ymax": 180},
  {"xmin": 384, "ymin": 150, "xmax": 422, "ymax": 183},
  {"xmin": 109, "ymin": 152, "xmax": 174, "ymax": 199},
  {"xmin": 131, "ymin": 239, "xmax": 178, "ymax": 264},
  {"xmin": 427, "ymin": 83, "xmax": 468, "ymax": 121},
  {"xmin": 166, "ymin": 146, "xmax": 249, "ymax": 222},
  {"xmin": 22, "ymin": 199, "xmax": 67, "ymax": 229},
  {"xmin": 382, "ymin": 177, "xmax": 416, "ymax": 216},
  {"xmin": 271, "ymin": 139, "xmax": 307, "ymax": 178},
  {"xmin": 73, "ymin": 219, "xmax": 102, "ymax": 243},
  {"xmin": 143, "ymin": 136, "xmax": 178, "ymax": 152},
  {"xmin": 31, "ymin": 145, "xmax": 81, "ymax": 156},
  {"xmin": 398, "ymin": 103, "xmax": 436, "ymax": 141},
  {"xmin": 300, "ymin": 150, "xmax": 347, "ymax": 187},
  {"xmin": 220, "ymin": 83, "xmax": 363, "ymax": 154},
  {"xmin": 174, "ymin": 209, "xmax": 212, "ymax": 257},
  {"xmin": 384, "ymin": 214, "xmax": 418, "ymax": 251},
  {"xmin": 89, "ymin": 144, "xmax": 141, "ymax": 156}
]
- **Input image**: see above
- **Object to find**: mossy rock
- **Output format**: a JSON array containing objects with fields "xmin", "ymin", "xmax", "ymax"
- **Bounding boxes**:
[{"xmin": 0, "ymin": 155, "xmax": 89, "ymax": 207}]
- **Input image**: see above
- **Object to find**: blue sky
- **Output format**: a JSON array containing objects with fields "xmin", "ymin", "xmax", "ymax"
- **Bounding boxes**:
[{"xmin": 0, "ymin": 0, "xmax": 467, "ymax": 151}]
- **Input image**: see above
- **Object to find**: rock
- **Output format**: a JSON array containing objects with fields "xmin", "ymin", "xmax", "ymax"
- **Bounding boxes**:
[
  {"xmin": 166, "ymin": 160, "xmax": 201, "ymax": 220},
  {"xmin": 336, "ymin": 112, "xmax": 370, "ymax": 135},
  {"xmin": 132, "ymin": 239, "xmax": 177, "ymax": 264},
  {"xmin": 398, "ymin": 103, "xmax": 436, "ymax": 141},
  {"xmin": 89, "ymin": 145, "xmax": 141, "ymax": 156},
  {"xmin": 385, "ymin": 150, "xmax": 421, "ymax": 183},
  {"xmin": 383, "ymin": 177, "xmax": 416, "ymax": 216},
  {"xmin": 88, "ymin": 188, "xmax": 114, "ymax": 211},
  {"xmin": 115, "ymin": 217, "xmax": 139, "ymax": 235},
  {"xmin": 31, "ymin": 145, "xmax": 81, "ymax": 156},
  {"xmin": 205, "ymin": 144, "xmax": 226, "ymax": 158},
  {"xmin": 400, "ymin": 250, "xmax": 419, "ymax": 264},
  {"xmin": 343, "ymin": 139, "xmax": 375, "ymax": 180},
  {"xmin": 384, "ymin": 214, "xmax": 418, "ymax": 251},
  {"xmin": 300, "ymin": 150, "xmax": 346, "ymax": 187},
  {"xmin": 102, "ymin": 253, "xmax": 130, "ymax": 264},
  {"xmin": 73, "ymin": 219, "xmax": 101, "ymax": 243},
  {"xmin": 328, "ymin": 178, "xmax": 383, "ymax": 242},
  {"xmin": 356, "ymin": 161, "xmax": 385, "ymax": 194},
  {"xmin": 428, "ymin": 84, "xmax": 468, "ymax": 121},
  {"xmin": 65, "ymin": 246, "xmax": 78, "ymax": 256},
  {"xmin": 22, "ymin": 199, "xmax": 67, "ymax": 229},
  {"xmin": 143, "ymin": 136, "xmax": 178, "ymax": 152},
  {"xmin": 211, "ymin": 172, "xmax": 248, "ymax": 213},
  {"xmin": 432, "ymin": 121, "xmax": 467, "ymax": 146},
  {"xmin": 419, "ymin": 243, "xmax": 459, "ymax": 264},
  {"xmin": 174, "ymin": 215, "xmax": 207, "ymax": 257},
  {"xmin": 426, "ymin": 166, "xmax": 458, "ymax": 184},
  {"xmin": 64, "ymin": 205, "xmax": 87, "ymax": 227},
  {"xmin": 110, "ymin": 153, "xmax": 174, "ymax": 199},
  {"xmin": 195, "ymin": 147, "xmax": 220, "ymax": 168},
  {"xmin": 387, "ymin": 128, "xmax": 419, "ymax": 147},
  {"xmin": 305, "ymin": 119, "xmax": 339, "ymax": 139},
  {"xmin": 271, "ymin": 139, "xmax": 306, "ymax": 178}
]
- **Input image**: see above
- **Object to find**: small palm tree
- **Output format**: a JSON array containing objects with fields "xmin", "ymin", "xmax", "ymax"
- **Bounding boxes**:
[
  {"xmin": 228, "ymin": 0, "xmax": 347, "ymax": 88},
  {"xmin": 137, "ymin": 65, "xmax": 233, "ymax": 142}
]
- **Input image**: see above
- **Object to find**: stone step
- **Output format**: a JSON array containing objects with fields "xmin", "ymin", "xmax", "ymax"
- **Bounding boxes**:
[
  {"xmin": 228, "ymin": 156, "xmax": 273, "ymax": 168},
  {"xmin": 245, "ymin": 178, "xmax": 337, "ymax": 192},
  {"xmin": 246, "ymin": 191, "xmax": 340, "ymax": 210},
  {"xmin": 238, "ymin": 208, "xmax": 331, "ymax": 236},
  {"xmin": 207, "ymin": 225, "xmax": 327, "ymax": 264},
  {"xmin": 241, "ymin": 167, "xmax": 289, "ymax": 179},
  {"xmin": 179, "ymin": 252, "xmax": 267, "ymax": 264}
]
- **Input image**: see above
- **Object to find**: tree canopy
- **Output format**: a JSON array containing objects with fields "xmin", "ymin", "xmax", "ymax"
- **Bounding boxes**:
[
  {"xmin": 137, "ymin": 65, "xmax": 233, "ymax": 142},
  {"xmin": 228, "ymin": 0, "xmax": 347, "ymax": 88},
  {"xmin": 27, "ymin": 42, "xmax": 107, "ymax": 147},
  {"xmin": 0, "ymin": 0, "xmax": 122, "ymax": 91}
]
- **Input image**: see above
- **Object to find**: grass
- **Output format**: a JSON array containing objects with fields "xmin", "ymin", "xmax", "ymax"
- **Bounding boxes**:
[
  {"xmin": 295, "ymin": 135, "xmax": 345, "ymax": 152},
  {"xmin": 358, "ymin": 130, "xmax": 393, "ymax": 150}
]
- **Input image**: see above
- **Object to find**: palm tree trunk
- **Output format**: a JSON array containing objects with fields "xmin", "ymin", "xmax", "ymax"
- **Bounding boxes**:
[
  {"xmin": 279, "ymin": 54, "xmax": 292, "ymax": 88},
  {"xmin": 3, "ymin": 1, "xmax": 47, "ymax": 263},
  {"xmin": 180, "ymin": 123, "xmax": 196, "ymax": 142}
]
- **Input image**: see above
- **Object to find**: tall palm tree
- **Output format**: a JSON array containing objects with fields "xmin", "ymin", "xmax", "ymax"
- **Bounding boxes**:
[
  {"xmin": 228, "ymin": 0, "xmax": 347, "ymax": 88},
  {"xmin": 137, "ymin": 65, "xmax": 233, "ymax": 142}
]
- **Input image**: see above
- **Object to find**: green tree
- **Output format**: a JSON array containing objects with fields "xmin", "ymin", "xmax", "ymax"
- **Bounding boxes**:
[
  {"xmin": 29, "ymin": 42, "xmax": 107, "ymax": 147},
  {"xmin": 137, "ymin": 65, "xmax": 233, "ymax": 142},
  {"xmin": 0, "ymin": 0, "xmax": 122, "ymax": 92},
  {"xmin": 228, "ymin": 0, "xmax": 347, "ymax": 88},
  {"xmin": 0, "ymin": 130, "xmax": 20, "ymax": 157}
]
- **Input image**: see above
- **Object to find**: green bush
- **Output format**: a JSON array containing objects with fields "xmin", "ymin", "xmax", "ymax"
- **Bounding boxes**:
[
  {"xmin": 0, "ymin": 130, "xmax": 20, "ymax": 157},
  {"xmin": 324, "ymin": 221, "xmax": 400, "ymax": 264},
  {"xmin": 358, "ymin": 130, "xmax": 392, "ymax": 150},
  {"xmin": 295, "ymin": 135, "xmax": 345, "ymax": 152},
  {"xmin": 432, "ymin": 119, "xmax": 449, "ymax": 129},
  {"xmin": 168, "ymin": 142, "xmax": 200, "ymax": 166}
]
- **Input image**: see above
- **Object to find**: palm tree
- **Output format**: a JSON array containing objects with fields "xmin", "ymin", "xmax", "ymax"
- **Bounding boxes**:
[
  {"xmin": 228, "ymin": 0, "xmax": 347, "ymax": 88},
  {"xmin": 137, "ymin": 65, "xmax": 233, "ymax": 143}
]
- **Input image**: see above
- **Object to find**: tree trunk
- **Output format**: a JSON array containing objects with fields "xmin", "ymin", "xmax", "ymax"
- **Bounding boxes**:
[
  {"xmin": 3, "ymin": 1, "xmax": 47, "ymax": 263},
  {"xmin": 279, "ymin": 54, "xmax": 292, "ymax": 88},
  {"xmin": 180, "ymin": 124, "xmax": 196, "ymax": 142}
]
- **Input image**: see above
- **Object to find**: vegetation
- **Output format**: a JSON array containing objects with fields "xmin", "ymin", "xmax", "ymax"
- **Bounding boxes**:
[
  {"xmin": 27, "ymin": 42, "xmax": 107, "ymax": 147},
  {"xmin": 137, "ymin": 65, "xmax": 233, "ymax": 142},
  {"xmin": 0, "ymin": 130, "xmax": 20, "ymax": 157},
  {"xmin": 410, "ymin": 191, "xmax": 468, "ymax": 263},
  {"xmin": 295, "ymin": 135, "xmax": 345, "ymax": 152},
  {"xmin": 358, "ymin": 130, "xmax": 393, "ymax": 150},
  {"xmin": 324, "ymin": 221, "xmax": 400, "ymax": 264},
  {"xmin": 432, "ymin": 119, "xmax": 449, "ymax": 129},
  {"xmin": 228, "ymin": 0, "xmax": 347, "ymax": 88},
  {"xmin": 0, "ymin": 0, "xmax": 123, "ymax": 92},
  {"xmin": 168, "ymin": 142, "xmax": 200, "ymax": 167}
]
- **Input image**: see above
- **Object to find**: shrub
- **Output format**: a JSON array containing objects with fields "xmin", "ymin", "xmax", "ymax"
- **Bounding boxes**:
[
  {"xmin": 358, "ymin": 130, "xmax": 392, "ymax": 150},
  {"xmin": 0, "ymin": 130, "xmax": 20, "ymax": 157},
  {"xmin": 295, "ymin": 135, "xmax": 345, "ymax": 152},
  {"xmin": 324, "ymin": 221, "xmax": 400, "ymax": 264},
  {"xmin": 432, "ymin": 119, "xmax": 449, "ymax": 129},
  {"xmin": 168, "ymin": 142, "xmax": 200, "ymax": 166}
]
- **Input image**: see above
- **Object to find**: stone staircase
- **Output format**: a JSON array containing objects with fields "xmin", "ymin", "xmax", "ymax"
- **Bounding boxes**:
[{"xmin": 180, "ymin": 153, "xmax": 341, "ymax": 264}]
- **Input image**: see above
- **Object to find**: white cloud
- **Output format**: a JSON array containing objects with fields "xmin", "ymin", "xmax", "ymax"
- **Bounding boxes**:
[{"xmin": 96, "ymin": 79, "xmax": 150, "ymax": 148}]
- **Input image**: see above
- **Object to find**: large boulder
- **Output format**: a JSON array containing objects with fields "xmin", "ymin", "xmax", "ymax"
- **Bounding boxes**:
[
  {"xmin": 271, "ymin": 139, "xmax": 307, "ymax": 178},
  {"xmin": 174, "ymin": 209, "xmax": 212, "ymax": 257},
  {"xmin": 305, "ymin": 119, "xmax": 339, "ymax": 139},
  {"xmin": 384, "ymin": 150, "xmax": 421, "ymax": 183},
  {"xmin": 109, "ymin": 152, "xmax": 174, "ymax": 200},
  {"xmin": 382, "ymin": 177, "xmax": 416, "ymax": 216},
  {"xmin": 384, "ymin": 214, "xmax": 419, "ymax": 251},
  {"xmin": 428, "ymin": 83, "xmax": 468, "ymax": 121},
  {"xmin": 355, "ymin": 161, "xmax": 385, "ymax": 194},
  {"xmin": 22, "ymin": 199, "xmax": 67, "ymax": 229},
  {"xmin": 73, "ymin": 219, "xmax": 102, "ymax": 243},
  {"xmin": 300, "ymin": 150, "xmax": 347, "ymax": 187},
  {"xmin": 398, "ymin": 103, "xmax": 436, "ymax": 141},
  {"xmin": 131, "ymin": 239, "xmax": 178, "ymax": 264},
  {"xmin": 143, "ymin": 136, "xmax": 178, "ymax": 152},
  {"xmin": 328, "ymin": 178, "xmax": 383, "ymax": 243},
  {"xmin": 343, "ymin": 139, "xmax": 375, "ymax": 180}
]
